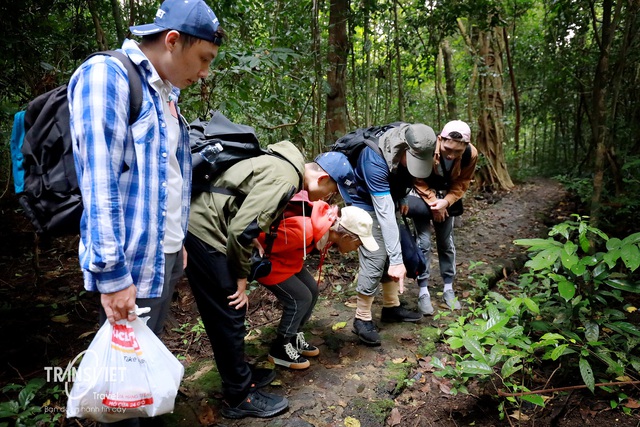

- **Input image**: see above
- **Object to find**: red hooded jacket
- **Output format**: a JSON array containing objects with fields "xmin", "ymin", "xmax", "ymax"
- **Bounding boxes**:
[{"xmin": 257, "ymin": 200, "xmax": 337, "ymax": 286}]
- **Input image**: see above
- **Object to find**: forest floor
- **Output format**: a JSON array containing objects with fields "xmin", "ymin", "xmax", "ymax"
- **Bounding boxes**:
[{"xmin": 1, "ymin": 177, "xmax": 639, "ymax": 427}]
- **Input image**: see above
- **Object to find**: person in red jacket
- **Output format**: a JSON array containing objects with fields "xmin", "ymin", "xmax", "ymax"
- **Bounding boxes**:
[{"xmin": 256, "ymin": 203, "xmax": 378, "ymax": 369}]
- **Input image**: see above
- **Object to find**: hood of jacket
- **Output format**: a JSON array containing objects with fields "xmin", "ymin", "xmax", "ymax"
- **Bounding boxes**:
[{"xmin": 266, "ymin": 140, "xmax": 305, "ymax": 188}]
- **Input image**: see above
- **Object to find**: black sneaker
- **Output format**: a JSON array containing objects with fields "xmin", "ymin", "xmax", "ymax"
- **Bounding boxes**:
[
  {"xmin": 250, "ymin": 367, "xmax": 276, "ymax": 388},
  {"xmin": 220, "ymin": 389, "xmax": 289, "ymax": 419},
  {"xmin": 293, "ymin": 332, "xmax": 319, "ymax": 357},
  {"xmin": 381, "ymin": 305, "xmax": 422, "ymax": 323},
  {"xmin": 268, "ymin": 342, "xmax": 310, "ymax": 369},
  {"xmin": 352, "ymin": 318, "xmax": 381, "ymax": 346}
]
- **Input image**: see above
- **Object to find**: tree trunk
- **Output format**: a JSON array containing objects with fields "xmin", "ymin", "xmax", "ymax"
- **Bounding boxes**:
[
  {"xmin": 589, "ymin": 0, "xmax": 622, "ymax": 228},
  {"xmin": 442, "ymin": 38, "xmax": 457, "ymax": 119},
  {"xmin": 393, "ymin": 0, "xmax": 405, "ymax": 121},
  {"xmin": 312, "ymin": 0, "xmax": 322, "ymax": 155},
  {"xmin": 110, "ymin": 0, "xmax": 125, "ymax": 45},
  {"xmin": 325, "ymin": 0, "xmax": 349, "ymax": 145},
  {"xmin": 363, "ymin": 0, "xmax": 372, "ymax": 126},
  {"xmin": 435, "ymin": 47, "xmax": 444, "ymax": 126},
  {"xmin": 87, "ymin": 0, "xmax": 108, "ymax": 50},
  {"xmin": 503, "ymin": 26, "xmax": 520, "ymax": 153},
  {"xmin": 475, "ymin": 28, "xmax": 514, "ymax": 191},
  {"xmin": 128, "ymin": 0, "xmax": 136, "ymax": 28}
]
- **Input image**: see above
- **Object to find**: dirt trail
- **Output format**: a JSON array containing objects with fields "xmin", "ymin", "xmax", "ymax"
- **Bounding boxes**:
[
  {"xmin": 7, "ymin": 178, "xmax": 633, "ymax": 426},
  {"xmin": 165, "ymin": 178, "xmax": 576, "ymax": 427}
]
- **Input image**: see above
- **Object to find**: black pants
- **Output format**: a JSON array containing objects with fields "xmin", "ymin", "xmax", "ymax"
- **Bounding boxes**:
[
  {"xmin": 183, "ymin": 232, "xmax": 252, "ymax": 405},
  {"xmin": 265, "ymin": 268, "xmax": 318, "ymax": 339}
]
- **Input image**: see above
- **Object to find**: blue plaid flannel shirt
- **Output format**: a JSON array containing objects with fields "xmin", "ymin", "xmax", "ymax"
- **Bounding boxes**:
[{"xmin": 68, "ymin": 39, "xmax": 192, "ymax": 298}]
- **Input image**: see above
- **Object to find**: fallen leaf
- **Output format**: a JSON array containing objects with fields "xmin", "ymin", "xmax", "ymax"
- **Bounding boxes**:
[
  {"xmin": 244, "ymin": 328, "xmax": 262, "ymax": 341},
  {"xmin": 509, "ymin": 410, "xmax": 530, "ymax": 421},
  {"xmin": 344, "ymin": 301, "xmax": 357, "ymax": 308},
  {"xmin": 438, "ymin": 382, "xmax": 451, "ymax": 394},
  {"xmin": 344, "ymin": 416, "xmax": 361, "ymax": 427},
  {"xmin": 624, "ymin": 398, "xmax": 640, "ymax": 409},
  {"xmin": 392, "ymin": 357, "xmax": 406, "ymax": 364},
  {"xmin": 387, "ymin": 407, "xmax": 402, "ymax": 426},
  {"xmin": 626, "ymin": 306, "xmax": 637, "ymax": 313},
  {"xmin": 51, "ymin": 314, "xmax": 69, "ymax": 324},
  {"xmin": 78, "ymin": 330, "xmax": 95, "ymax": 339},
  {"xmin": 332, "ymin": 321, "xmax": 347, "ymax": 331}
]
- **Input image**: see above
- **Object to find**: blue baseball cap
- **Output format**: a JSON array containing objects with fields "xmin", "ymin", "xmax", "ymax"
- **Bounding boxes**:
[
  {"xmin": 314, "ymin": 152, "xmax": 356, "ymax": 205},
  {"xmin": 130, "ymin": 0, "xmax": 221, "ymax": 45}
]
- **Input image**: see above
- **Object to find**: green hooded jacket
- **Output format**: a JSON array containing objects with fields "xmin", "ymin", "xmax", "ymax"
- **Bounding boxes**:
[{"xmin": 188, "ymin": 140, "xmax": 304, "ymax": 279}]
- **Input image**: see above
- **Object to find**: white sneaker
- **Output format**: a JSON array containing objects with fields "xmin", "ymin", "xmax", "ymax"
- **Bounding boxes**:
[
  {"xmin": 442, "ymin": 290, "xmax": 461, "ymax": 310},
  {"xmin": 418, "ymin": 294, "xmax": 434, "ymax": 315}
]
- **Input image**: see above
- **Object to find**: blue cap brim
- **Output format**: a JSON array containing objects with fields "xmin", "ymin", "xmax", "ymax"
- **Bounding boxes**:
[{"xmin": 129, "ymin": 23, "xmax": 166, "ymax": 36}]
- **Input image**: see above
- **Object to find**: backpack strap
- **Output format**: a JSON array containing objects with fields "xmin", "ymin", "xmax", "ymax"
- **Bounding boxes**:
[{"xmin": 86, "ymin": 50, "xmax": 143, "ymax": 125}]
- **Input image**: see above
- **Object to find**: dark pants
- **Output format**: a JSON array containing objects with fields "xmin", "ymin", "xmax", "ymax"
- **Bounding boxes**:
[
  {"xmin": 99, "ymin": 250, "xmax": 183, "ymax": 427},
  {"xmin": 265, "ymin": 268, "xmax": 318, "ymax": 338},
  {"xmin": 183, "ymin": 232, "xmax": 252, "ymax": 405}
]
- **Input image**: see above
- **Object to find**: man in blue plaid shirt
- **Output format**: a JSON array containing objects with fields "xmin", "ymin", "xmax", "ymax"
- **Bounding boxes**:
[{"xmin": 69, "ymin": 0, "xmax": 222, "ymax": 338}]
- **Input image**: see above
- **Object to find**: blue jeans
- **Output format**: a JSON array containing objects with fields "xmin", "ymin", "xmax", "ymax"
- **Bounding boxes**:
[{"xmin": 414, "ymin": 215, "xmax": 456, "ymax": 284}]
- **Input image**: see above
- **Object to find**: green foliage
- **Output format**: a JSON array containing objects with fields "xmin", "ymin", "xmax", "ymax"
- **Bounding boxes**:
[
  {"xmin": 172, "ymin": 317, "xmax": 208, "ymax": 358},
  {"xmin": 0, "ymin": 378, "xmax": 63, "ymax": 427},
  {"xmin": 432, "ymin": 216, "xmax": 640, "ymax": 416}
]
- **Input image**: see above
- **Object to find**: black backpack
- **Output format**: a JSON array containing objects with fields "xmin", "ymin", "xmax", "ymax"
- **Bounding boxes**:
[
  {"xmin": 189, "ymin": 111, "xmax": 303, "ymax": 280},
  {"xmin": 15, "ymin": 50, "xmax": 143, "ymax": 235},
  {"xmin": 189, "ymin": 111, "xmax": 302, "ymax": 195},
  {"xmin": 330, "ymin": 123, "xmax": 402, "ymax": 166}
]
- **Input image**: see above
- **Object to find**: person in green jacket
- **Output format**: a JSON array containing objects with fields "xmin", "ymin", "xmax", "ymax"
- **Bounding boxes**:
[{"xmin": 185, "ymin": 141, "xmax": 353, "ymax": 419}]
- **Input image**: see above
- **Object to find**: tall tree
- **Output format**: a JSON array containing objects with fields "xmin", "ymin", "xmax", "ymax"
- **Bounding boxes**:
[
  {"xmin": 110, "ymin": 0, "xmax": 126, "ymax": 45},
  {"xmin": 475, "ymin": 25, "xmax": 514, "ymax": 190},
  {"xmin": 442, "ymin": 38, "xmax": 457, "ymax": 119},
  {"xmin": 393, "ymin": 0, "xmax": 405, "ymax": 121},
  {"xmin": 588, "ymin": 0, "xmax": 624, "ymax": 228},
  {"xmin": 325, "ymin": 0, "xmax": 349, "ymax": 145}
]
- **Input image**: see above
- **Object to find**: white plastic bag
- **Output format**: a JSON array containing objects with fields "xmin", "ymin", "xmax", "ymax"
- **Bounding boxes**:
[{"xmin": 66, "ymin": 312, "xmax": 184, "ymax": 422}]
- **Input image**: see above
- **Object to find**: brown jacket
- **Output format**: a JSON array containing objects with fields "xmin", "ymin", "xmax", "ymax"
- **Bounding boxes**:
[{"xmin": 414, "ymin": 141, "xmax": 478, "ymax": 207}]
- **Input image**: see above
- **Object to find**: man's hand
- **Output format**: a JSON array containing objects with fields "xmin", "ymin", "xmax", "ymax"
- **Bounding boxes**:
[
  {"xmin": 387, "ymin": 263, "xmax": 406, "ymax": 294},
  {"xmin": 252, "ymin": 238, "xmax": 265, "ymax": 257},
  {"xmin": 399, "ymin": 198, "xmax": 409, "ymax": 216},
  {"xmin": 229, "ymin": 278, "xmax": 249, "ymax": 310},
  {"xmin": 429, "ymin": 199, "xmax": 449, "ymax": 223},
  {"xmin": 183, "ymin": 247, "xmax": 188, "ymax": 269},
  {"xmin": 101, "ymin": 284, "xmax": 137, "ymax": 324}
]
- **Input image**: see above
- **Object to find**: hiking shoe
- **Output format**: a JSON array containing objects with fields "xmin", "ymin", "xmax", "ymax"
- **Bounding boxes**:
[
  {"xmin": 442, "ymin": 290, "xmax": 461, "ymax": 310},
  {"xmin": 418, "ymin": 294, "xmax": 434, "ymax": 315},
  {"xmin": 352, "ymin": 318, "xmax": 381, "ymax": 346},
  {"xmin": 250, "ymin": 367, "xmax": 276, "ymax": 389},
  {"xmin": 268, "ymin": 342, "xmax": 310, "ymax": 369},
  {"xmin": 293, "ymin": 332, "xmax": 319, "ymax": 357},
  {"xmin": 220, "ymin": 389, "xmax": 289, "ymax": 419},
  {"xmin": 381, "ymin": 305, "xmax": 422, "ymax": 323}
]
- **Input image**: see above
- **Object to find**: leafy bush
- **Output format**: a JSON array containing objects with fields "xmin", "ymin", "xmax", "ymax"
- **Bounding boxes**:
[
  {"xmin": 431, "ymin": 215, "xmax": 640, "ymax": 418},
  {"xmin": 0, "ymin": 378, "xmax": 63, "ymax": 427}
]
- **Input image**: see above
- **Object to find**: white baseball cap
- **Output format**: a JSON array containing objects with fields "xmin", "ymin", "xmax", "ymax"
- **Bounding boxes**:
[{"xmin": 338, "ymin": 206, "xmax": 379, "ymax": 251}]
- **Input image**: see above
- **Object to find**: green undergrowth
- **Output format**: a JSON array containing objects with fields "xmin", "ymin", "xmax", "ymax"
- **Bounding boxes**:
[{"xmin": 430, "ymin": 215, "xmax": 640, "ymax": 420}]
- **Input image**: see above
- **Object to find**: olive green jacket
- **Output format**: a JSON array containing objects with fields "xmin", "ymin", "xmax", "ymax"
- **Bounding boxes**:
[{"xmin": 188, "ymin": 140, "xmax": 304, "ymax": 279}]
